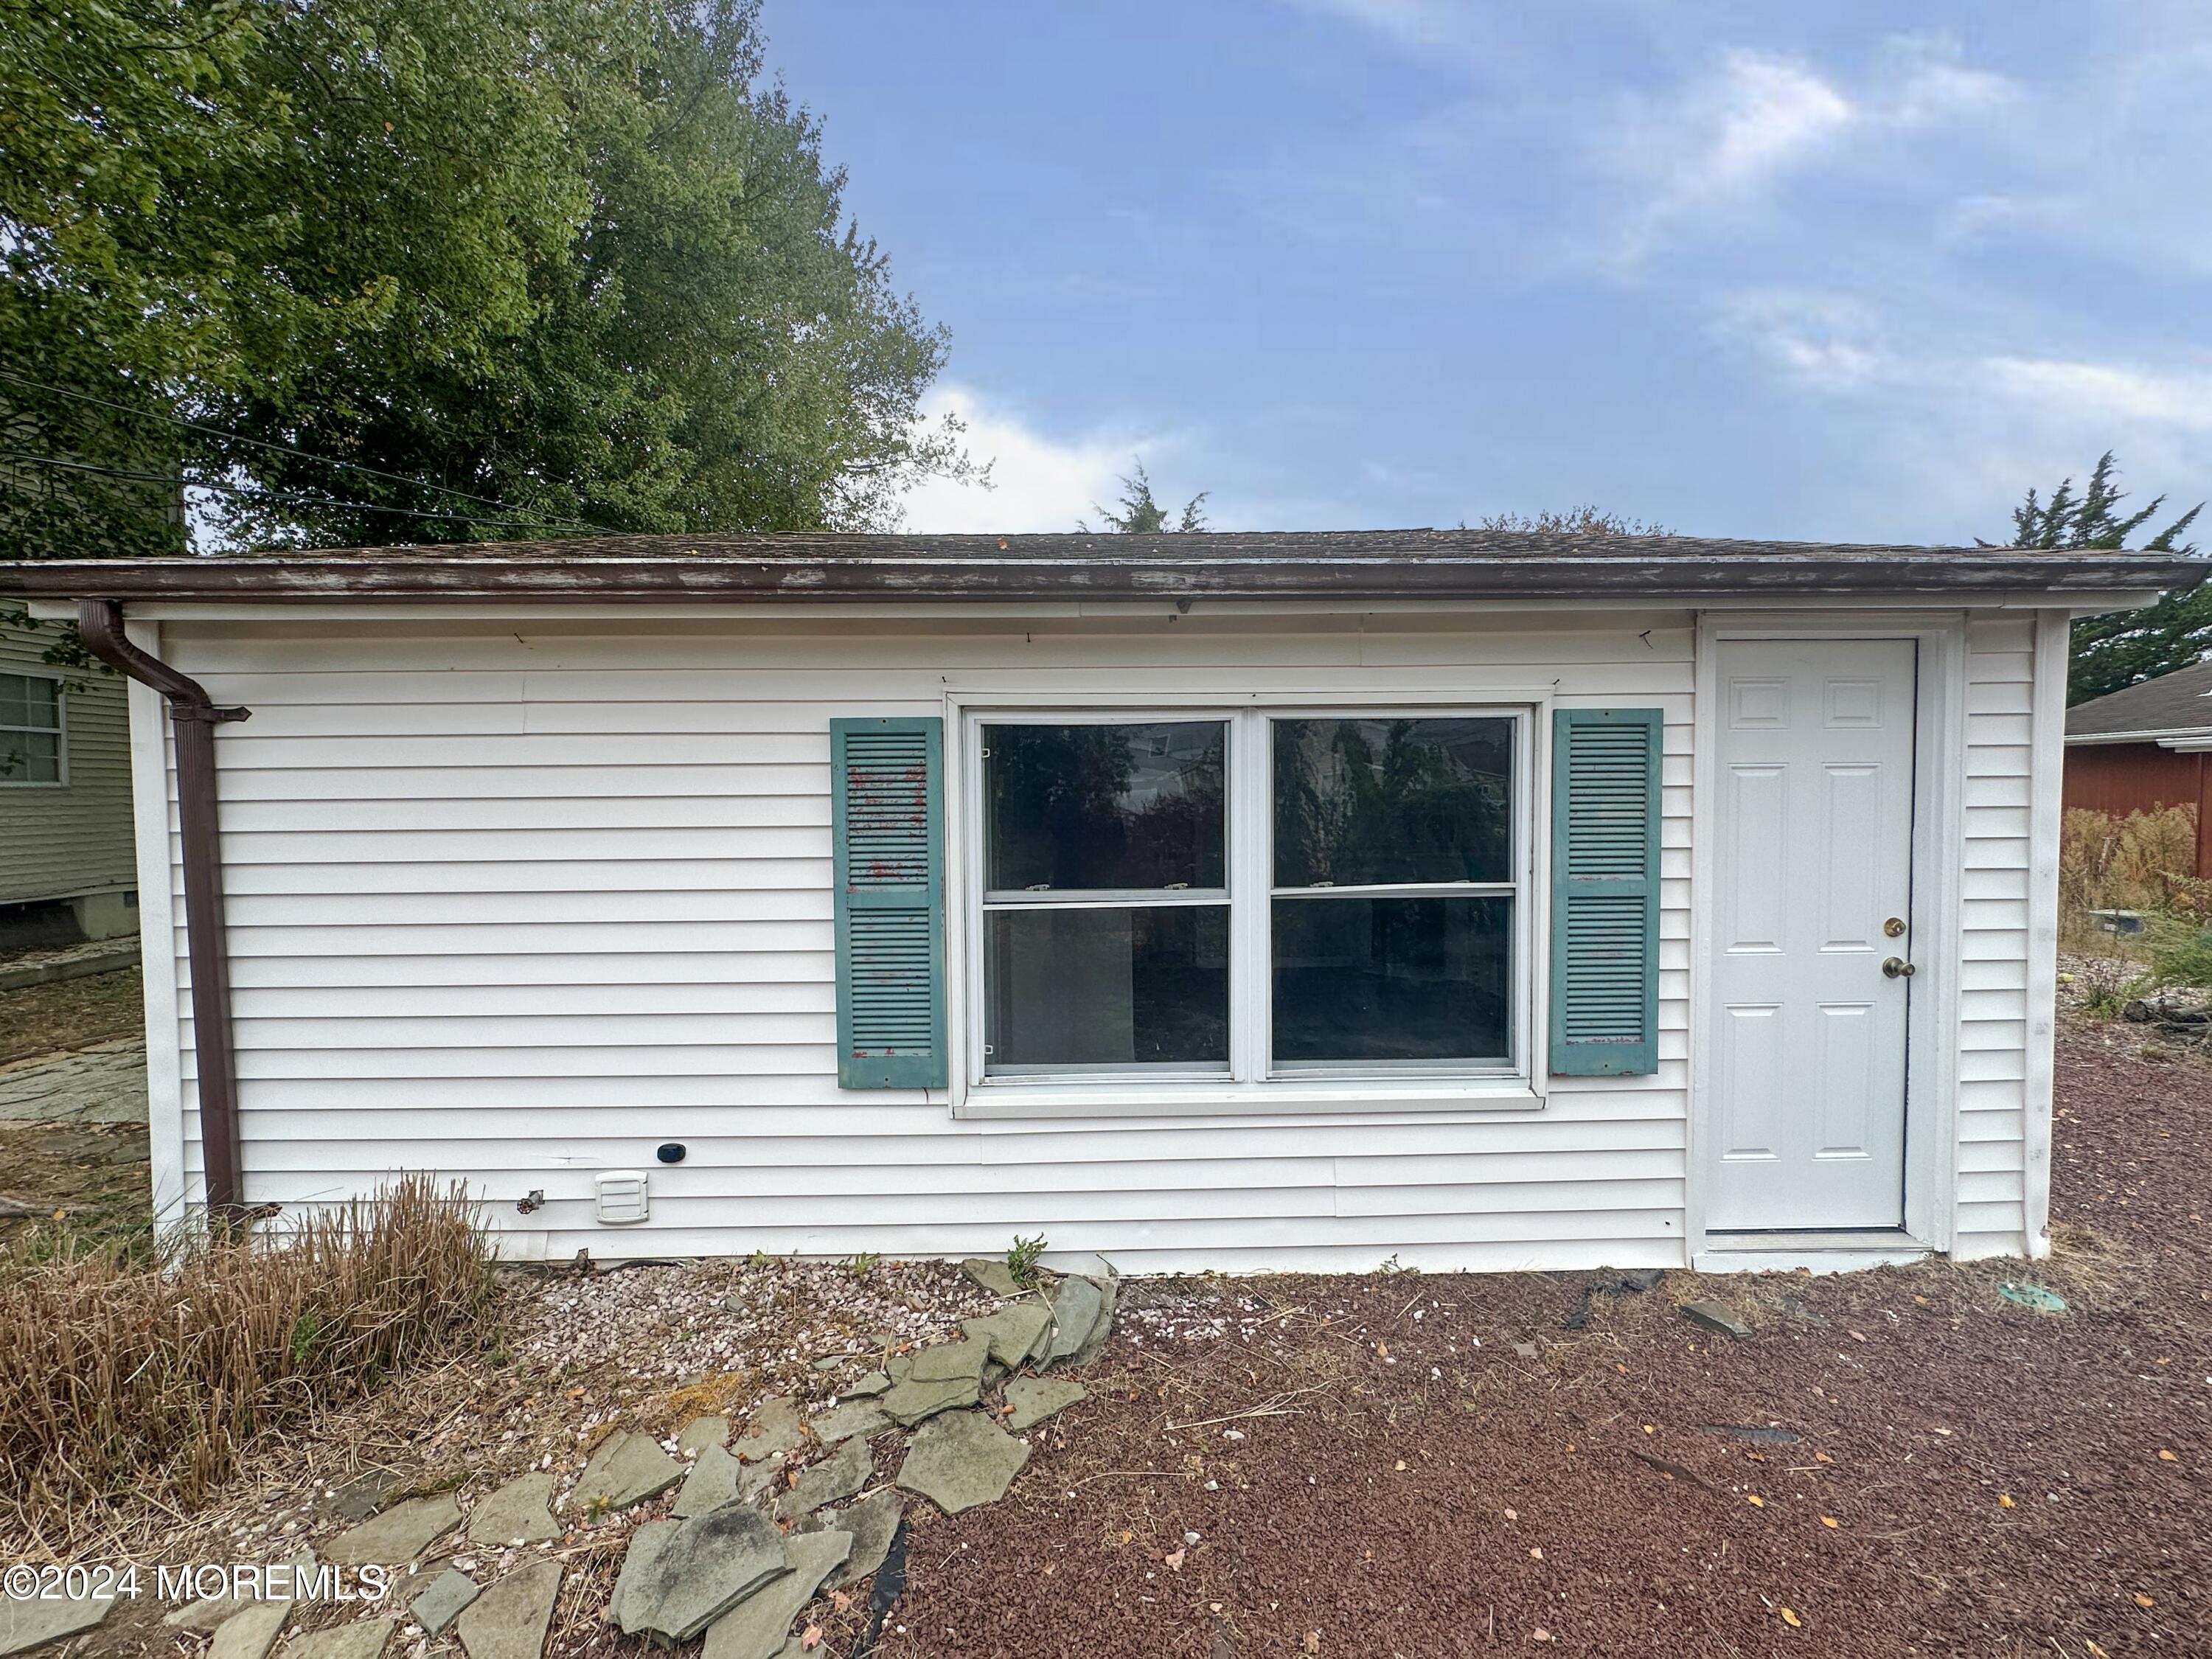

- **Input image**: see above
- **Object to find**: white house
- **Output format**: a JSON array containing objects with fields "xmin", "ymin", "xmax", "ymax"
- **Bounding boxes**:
[{"xmin": 8, "ymin": 532, "xmax": 2197, "ymax": 1273}]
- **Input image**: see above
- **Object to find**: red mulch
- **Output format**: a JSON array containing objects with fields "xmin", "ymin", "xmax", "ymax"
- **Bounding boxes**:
[{"xmin": 874, "ymin": 1023, "xmax": 2212, "ymax": 1658}]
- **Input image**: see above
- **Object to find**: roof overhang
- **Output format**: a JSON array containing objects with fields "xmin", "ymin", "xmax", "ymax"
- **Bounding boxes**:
[
  {"xmin": 2065, "ymin": 726, "xmax": 2212, "ymax": 747},
  {"xmin": 2, "ymin": 533, "xmax": 2202, "ymax": 607}
]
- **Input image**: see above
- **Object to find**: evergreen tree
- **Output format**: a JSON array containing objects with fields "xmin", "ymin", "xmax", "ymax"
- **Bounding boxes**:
[{"xmin": 1082, "ymin": 462, "xmax": 1207, "ymax": 532}]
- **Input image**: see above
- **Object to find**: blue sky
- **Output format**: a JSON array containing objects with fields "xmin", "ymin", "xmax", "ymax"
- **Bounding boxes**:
[{"xmin": 766, "ymin": 2, "xmax": 2212, "ymax": 543}]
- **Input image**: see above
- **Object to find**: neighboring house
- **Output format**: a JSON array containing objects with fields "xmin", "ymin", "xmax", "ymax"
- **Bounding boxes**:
[
  {"xmin": 6, "ymin": 532, "xmax": 2198, "ymax": 1271},
  {"xmin": 0, "ymin": 615, "xmax": 137, "ymax": 947},
  {"xmin": 2062, "ymin": 658, "xmax": 2212, "ymax": 877}
]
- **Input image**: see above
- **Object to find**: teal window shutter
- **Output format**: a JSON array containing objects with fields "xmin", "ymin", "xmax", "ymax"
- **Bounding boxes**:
[
  {"xmin": 1548, "ymin": 708, "xmax": 1661, "ymax": 1077},
  {"xmin": 831, "ymin": 717, "xmax": 947, "ymax": 1088}
]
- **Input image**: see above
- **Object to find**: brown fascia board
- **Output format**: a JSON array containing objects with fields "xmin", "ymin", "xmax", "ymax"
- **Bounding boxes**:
[{"xmin": 1, "ymin": 535, "xmax": 2204, "ymax": 604}]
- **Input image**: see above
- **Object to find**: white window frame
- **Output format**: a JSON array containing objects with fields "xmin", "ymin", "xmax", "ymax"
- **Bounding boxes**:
[
  {"xmin": 950, "ymin": 695, "xmax": 1543, "ymax": 1118},
  {"xmin": 0, "ymin": 669, "xmax": 67, "ymax": 789}
]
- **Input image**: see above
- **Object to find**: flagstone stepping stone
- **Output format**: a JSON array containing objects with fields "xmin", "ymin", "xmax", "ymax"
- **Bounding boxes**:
[
  {"xmin": 843, "ymin": 1371, "xmax": 892, "ymax": 1399},
  {"xmin": 672, "ymin": 1442, "xmax": 745, "ymax": 1518},
  {"xmin": 961, "ymin": 1304, "xmax": 1052, "ymax": 1369},
  {"xmin": 878, "ymin": 1374, "xmax": 980, "ymax": 1427},
  {"xmin": 408, "ymin": 1568, "xmax": 479, "ymax": 1636},
  {"xmin": 1041, "ymin": 1276, "xmax": 1106, "ymax": 1368},
  {"xmin": 801, "ymin": 1489, "xmax": 905, "ymax": 1593},
  {"xmin": 166, "ymin": 1553, "xmax": 316, "ymax": 1632},
  {"xmin": 1070, "ymin": 1276, "xmax": 1117, "ymax": 1367},
  {"xmin": 1003, "ymin": 1376, "xmax": 1088, "ymax": 1431},
  {"xmin": 455, "ymin": 1561, "xmax": 561, "ymax": 1659},
  {"xmin": 896, "ymin": 1410, "xmax": 1031, "ymax": 1516},
  {"xmin": 907, "ymin": 1338, "xmax": 990, "ymax": 1382},
  {"xmin": 467, "ymin": 1472, "xmax": 558, "ymax": 1546},
  {"xmin": 960, "ymin": 1256, "xmax": 1022, "ymax": 1296},
  {"xmin": 1679, "ymin": 1299, "xmax": 1752, "ymax": 1340},
  {"xmin": 776, "ymin": 1435, "xmax": 872, "ymax": 1522},
  {"xmin": 276, "ymin": 1618, "xmax": 393, "ymax": 1659},
  {"xmin": 813, "ymin": 1399, "xmax": 891, "ymax": 1445},
  {"xmin": 733, "ymin": 1397, "xmax": 803, "ymax": 1462},
  {"xmin": 572, "ymin": 1430, "xmax": 684, "ymax": 1514},
  {"xmin": 209, "ymin": 1601, "xmax": 291, "ymax": 1659},
  {"xmin": 322, "ymin": 1492, "xmax": 462, "ymax": 1565},
  {"xmin": 609, "ymin": 1503, "xmax": 787, "ymax": 1644},
  {"xmin": 0, "ymin": 1586, "xmax": 115, "ymax": 1657},
  {"xmin": 678, "ymin": 1415, "xmax": 731, "ymax": 1457},
  {"xmin": 606, "ymin": 1521, "xmax": 678, "ymax": 1631},
  {"xmin": 700, "ymin": 1531, "xmax": 850, "ymax": 1659}
]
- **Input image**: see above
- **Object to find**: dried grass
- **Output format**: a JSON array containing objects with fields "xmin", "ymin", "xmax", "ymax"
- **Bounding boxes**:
[
  {"xmin": 2060, "ymin": 804, "xmax": 2205, "ymax": 939},
  {"xmin": 0, "ymin": 1174, "xmax": 493, "ymax": 1537}
]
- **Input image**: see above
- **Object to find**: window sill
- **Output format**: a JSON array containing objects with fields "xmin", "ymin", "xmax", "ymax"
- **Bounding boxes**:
[{"xmin": 950, "ymin": 1078, "xmax": 1543, "ymax": 1120}]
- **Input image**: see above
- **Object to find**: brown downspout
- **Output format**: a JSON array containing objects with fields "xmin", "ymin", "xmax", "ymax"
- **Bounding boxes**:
[{"xmin": 76, "ymin": 599, "xmax": 252, "ymax": 1227}]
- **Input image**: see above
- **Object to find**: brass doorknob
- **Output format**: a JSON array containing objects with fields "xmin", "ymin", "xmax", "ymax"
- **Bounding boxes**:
[{"xmin": 1882, "ymin": 956, "xmax": 1916, "ymax": 979}]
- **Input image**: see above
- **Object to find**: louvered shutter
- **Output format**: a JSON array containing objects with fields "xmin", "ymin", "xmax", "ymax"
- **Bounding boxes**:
[
  {"xmin": 1548, "ymin": 708, "xmax": 1661, "ymax": 1077},
  {"xmin": 831, "ymin": 717, "xmax": 947, "ymax": 1088}
]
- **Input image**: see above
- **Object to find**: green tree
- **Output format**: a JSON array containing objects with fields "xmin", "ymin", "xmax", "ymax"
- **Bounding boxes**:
[
  {"xmin": 0, "ymin": 0, "xmax": 962, "ymax": 557},
  {"xmin": 1463, "ymin": 507, "xmax": 1669, "ymax": 535},
  {"xmin": 1082, "ymin": 462, "xmax": 1207, "ymax": 533},
  {"xmin": 1996, "ymin": 453, "xmax": 2206, "ymax": 703}
]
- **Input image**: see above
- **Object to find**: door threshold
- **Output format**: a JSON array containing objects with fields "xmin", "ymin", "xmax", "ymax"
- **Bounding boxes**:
[{"xmin": 1695, "ymin": 1231, "xmax": 1932, "ymax": 1276}]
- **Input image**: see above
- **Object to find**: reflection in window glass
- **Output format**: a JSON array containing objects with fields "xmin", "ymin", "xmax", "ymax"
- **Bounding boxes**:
[
  {"xmin": 1273, "ymin": 717, "xmax": 1512, "ymax": 887},
  {"xmin": 985, "ymin": 722, "xmax": 1225, "ymax": 891},
  {"xmin": 1272, "ymin": 896, "xmax": 1512, "ymax": 1065},
  {"xmin": 986, "ymin": 905, "xmax": 1230, "ymax": 1070},
  {"xmin": 0, "ymin": 673, "xmax": 62, "ymax": 784}
]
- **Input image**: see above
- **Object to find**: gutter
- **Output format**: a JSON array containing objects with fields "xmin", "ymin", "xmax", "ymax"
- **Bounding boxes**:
[{"xmin": 75, "ymin": 599, "xmax": 251, "ymax": 1226}]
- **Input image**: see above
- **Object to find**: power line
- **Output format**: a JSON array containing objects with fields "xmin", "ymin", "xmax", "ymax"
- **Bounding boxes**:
[
  {"xmin": 0, "ymin": 450, "xmax": 583, "ymax": 535},
  {"xmin": 0, "ymin": 367, "xmax": 598, "ymax": 532}
]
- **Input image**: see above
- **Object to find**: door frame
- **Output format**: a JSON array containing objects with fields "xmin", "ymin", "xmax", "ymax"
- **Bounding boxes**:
[{"xmin": 1688, "ymin": 612, "xmax": 1968, "ymax": 1261}]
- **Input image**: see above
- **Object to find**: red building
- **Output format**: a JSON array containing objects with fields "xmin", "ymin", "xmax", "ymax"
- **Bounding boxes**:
[{"xmin": 2064, "ymin": 658, "xmax": 2212, "ymax": 877}]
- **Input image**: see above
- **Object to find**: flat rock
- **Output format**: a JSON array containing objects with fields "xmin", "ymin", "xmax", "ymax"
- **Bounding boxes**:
[
  {"xmin": 455, "ymin": 1561, "xmax": 561, "ymax": 1659},
  {"xmin": 605, "ymin": 1521, "xmax": 679, "ymax": 1630},
  {"xmin": 408, "ymin": 1569, "xmax": 479, "ymax": 1637},
  {"xmin": 322, "ymin": 1493, "xmax": 462, "ymax": 1565},
  {"xmin": 0, "ymin": 1588, "xmax": 115, "ymax": 1657},
  {"xmin": 896, "ymin": 1409, "xmax": 1031, "ymax": 1515},
  {"xmin": 610, "ymin": 1503, "xmax": 788, "ymax": 1644},
  {"xmin": 467, "ymin": 1472, "xmax": 558, "ymax": 1546},
  {"xmin": 1679, "ymin": 1299, "xmax": 1752, "ymax": 1340},
  {"xmin": 843, "ymin": 1371, "xmax": 892, "ymax": 1399},
  {"xmin": 209, "ymin": 1601, "xmax": 291, "ymax": 1659},
  {"xmin": 166, "ymin": 1553, "xmax": 316, "ymax": 1631},
  {"xmin": 1003, "ymin": 1376, "xmax": 1088, "ymax": 1431},
  {"xmin": 572, "ymin": 1430, "xmax": 684, "ymax": 1514},
  {"xmin": 1042, "ymin": 1277, "xmax": 1106, "ymax": 1368},
  {"xmin": 961, "ymin": 1304, "xmax": 1051, "ymax": 1370},
  {"xmin": 905, "ymin": 1338, "xmax": 990, "ymax": 1382},
  {"xmin": 678, "ymin": 1416, "xmax": 731, "ymax": 1457},
  {"xmin": 672, "ymin": 1442, "xmax": 747, "ymax": 1518},
  {"xmin": 733, "ymin": 1397, "xmax": 803, "ymax": 1463},
  {"xmin": 700, "ymin": 1531, "xmax": 850, "ymax": 1659},
  {"xmin": 960, "ymin": 1257, "xmax": 1022, "ymax": 1296},
  {"xmin": 776, "ymin": 1436, "xmax": 872, "ymax": 1522},
  {"xmin": 802, "ymin": 1489, "xmax": 904, "ymax": 1592},
  {"xmin": 879, "ymin": 1374, "xmax": 980, "ymax": 1427},
  {"xmin": 276, "ymin": 1619, "xmax": 392, "ymax": 1659},
  {"xmin": 1068, "ymin": 1275, "xmax": 1117, "ymax": 1367},
  {"xmin": 813, "ymin": 1399, "xmax": 891, "ymax": 1445}
]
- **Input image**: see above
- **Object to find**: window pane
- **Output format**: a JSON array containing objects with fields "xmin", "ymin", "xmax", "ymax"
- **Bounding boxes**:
[
  {"xmin": 0, "ymin": 675, "xmax": 29, "ymax": 729},
  {"xmin": 986, "ymin": 722, "xmax": 1225, "ymax": 891},
  {"xmin": 1273, "ymin": 717, "xmax": 1513, "ymax": 886},
  {"xmin": 986, "ymin": 905, "xmax": 1229, "ymax": 1070},
  {"xmin": 1272, "ymin": 895, "xmax": 1512, "ymax": 1064},
  {"xmin": 4, "ymin": 731, "xmax": 60, "ymax": 783}
]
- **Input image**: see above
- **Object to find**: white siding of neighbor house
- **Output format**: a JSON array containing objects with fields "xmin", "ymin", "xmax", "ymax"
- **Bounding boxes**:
[
  {"xmin": 1, "ymin": 618, "xmax": 136, "ymax": 906},
  {"xmin": 131, "ymin": 604, "xmax": 2053, "ymax": 1270}
]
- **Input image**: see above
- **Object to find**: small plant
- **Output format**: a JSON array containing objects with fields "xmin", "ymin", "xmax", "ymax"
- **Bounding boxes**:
[
  {"xmin": 748, "ymin": 1248, "xmax": 773, "ymax": 1268},
  {"xmin": 1377, "ymin": 1253, "xmax": 1419, "ymax": 1276},
  {"xmin": 844, "ymin": 1251, "xmax": 881, "ymax": 1281},
  {"xmin": 1006, "ymin": 1234, "xmax": 1048, "ymax": 1287}
]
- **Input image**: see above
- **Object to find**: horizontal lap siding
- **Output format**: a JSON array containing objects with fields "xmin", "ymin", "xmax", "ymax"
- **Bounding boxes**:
[
  {"xmin": 1955, "ymin": 617, "xmax": 2036, "ymax": 1256},
  {"xmin": 1, "ymin": 622, "xmax": 136, "ymax": 905},
  {"xmin": 153, "ymin": 614, "xmax": 1694, "ymax": 1272}
]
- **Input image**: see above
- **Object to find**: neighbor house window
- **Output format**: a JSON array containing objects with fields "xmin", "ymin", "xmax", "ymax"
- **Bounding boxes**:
[
  {"xmin": 0, "ymin": 672, "xmax": 63, "ymax": 785},
  {"xmin": 973, "ymin": 710, "xmax": 1527, "ymax": 1084}
]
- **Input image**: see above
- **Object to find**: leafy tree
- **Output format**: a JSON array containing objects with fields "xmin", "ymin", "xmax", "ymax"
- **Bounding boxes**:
[
  {"xmin": 1082, "ymin": 462, "xmax": 1207, "ymax": 533},
  {"xmin": 0, "ymin": 0, "xmax": 963, "ymax": 557},
  {"xmin": 1464, "ymin": 507, "xmax": 1669, "ymax": 536},
  {"xmin": 1994, "ymin": 452, "xmax": 2206, "ymax": 703}
]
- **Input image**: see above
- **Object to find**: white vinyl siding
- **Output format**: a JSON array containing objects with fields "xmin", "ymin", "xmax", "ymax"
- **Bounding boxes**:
[
  {"xmin": 0, "ymin": 619, "xmax": 135, "ymax": 905},
  {"xmin": 146, "ymin": 611, "xmax": 1694, "ymax": 1273}
]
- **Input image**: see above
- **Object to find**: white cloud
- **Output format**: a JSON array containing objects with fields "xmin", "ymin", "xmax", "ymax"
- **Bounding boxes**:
[
  {"xmin": 1675, "ymin": 51, "xmax": 1857, "ymax": 203},
  {"xmin": 1980, "ymin": 357, "xmax": 2212, "ymax": 435},
  {"xmin": 1719, "ymin": 291, "xmax": 1892, "ymax": 390},
  {"xmin": 895, "ymin": 384, "xmax": 1175, "ymax": 534}
]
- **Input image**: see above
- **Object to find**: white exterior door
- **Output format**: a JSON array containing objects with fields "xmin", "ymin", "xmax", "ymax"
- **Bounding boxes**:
[{"xmin": 1707, "ymin": 639, "xmax": 1918, "ymax": 1232}]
